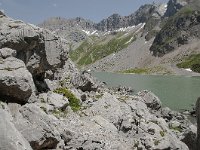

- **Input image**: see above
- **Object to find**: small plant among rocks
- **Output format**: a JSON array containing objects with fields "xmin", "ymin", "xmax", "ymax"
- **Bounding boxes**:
[
  {"xmin": 51, "ymin": 108, "xmax": 68, "ymax": 118},
  {"xmin": 54, "ymin": 88, "xmax": 81, "ymax": 112},
  {"xmin": 169, "ymin": 125, "xmax": 183, "ymax": 132},
  {"xmin": 160, "ymin": 130, "xmax": 165, "ymax": 137}
]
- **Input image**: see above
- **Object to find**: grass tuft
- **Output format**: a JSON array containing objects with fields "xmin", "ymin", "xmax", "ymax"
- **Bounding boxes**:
[{"xmin": 54, "ymin": 88, "xmax": 81, "ymax": 112}]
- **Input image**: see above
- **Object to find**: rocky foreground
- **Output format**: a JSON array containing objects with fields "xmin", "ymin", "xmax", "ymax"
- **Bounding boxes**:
[{"xmin": 0, "ymin": 11, "xmax": 198, "ymax": 150}]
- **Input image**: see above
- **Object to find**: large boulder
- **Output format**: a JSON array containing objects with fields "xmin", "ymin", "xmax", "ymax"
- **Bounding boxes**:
[
  {"xmin": 0, "ymin": 56, "xmax": 35, "ymax": 104},
  {"xmin": 12, "ymin": 104, "xmax": 61, "ymax": 150},
  {"xmin": 0, "ymin": 14, "xmax": 68, "ymax": 91},
  {"xmin": 0, "ymin": 109, "xmax": 32, "ymax": 150},
  {"xmin": 71, "ymin": 71, "xmax": 102, "ymax": 92},
  {"xmin": 137, "ymin": 90, "xmax": 162, "ymax": 110}
]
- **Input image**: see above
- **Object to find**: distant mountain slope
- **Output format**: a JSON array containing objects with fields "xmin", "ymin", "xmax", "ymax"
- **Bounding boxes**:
[
  {"xmin": 70, "ymin": 23, "xmax": 145, "ymax": 66},
  {"xmin": 68, "ymin": 3, "xmax": 168, "ymax": 67},
  {"xmin": 39, "ymin": 0, "xmax": 200, "ymax": 75},
  {"xmin": 39, "ymin": 17, "xmax": 95, "ymax": 31},
  {"xmin": 38, "ymin": 17, "xmax": 96, "ymax": 49},
  {"xmin": 87, "ymin": 0, "xmax": 200, "ymax": 75},
  {"xmin": 96, "ymin": 3, "xmax": 167, "ymax": 31},
  {"xmin": 150, "ymin": 0, "xmax": 200, "ymax": 56},
  {"xmin": 38, "ymin": 3, "xmax": 167, "ymax": 51}
]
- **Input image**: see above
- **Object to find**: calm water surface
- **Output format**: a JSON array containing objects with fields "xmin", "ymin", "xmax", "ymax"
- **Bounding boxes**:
[{"xmin": 92, "ymin": 72, "xmax": 200, "ymax": 111}]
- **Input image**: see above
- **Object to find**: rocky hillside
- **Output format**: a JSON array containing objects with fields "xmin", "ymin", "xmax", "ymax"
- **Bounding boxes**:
[
  {"xmin": 38, "ymin": 0, "xmax": 200, "ymax": 75},
  {"xmin": 68, "ymin": 3, "xmax": 169, "ymax": 68},
  {"xmin": 82, "ymin": 0, "xmax": 200, "ymax": 75},
  {"xmin": 0, "ymin": 10, "xmax": 198, "ymax": 150},
  {"xmin": 39, "ymin": 3, "xmax": 167, "ymax": 52},
  {"xmin": 150, "ymin": 1, "xmax": 200, "ymax": 56},
  {"xmin": 70, "ymin": 23, "xmax": 145, "ymax": 66}
]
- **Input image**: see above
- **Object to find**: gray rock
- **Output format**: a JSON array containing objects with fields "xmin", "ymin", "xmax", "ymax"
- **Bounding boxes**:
[
  {"xmin": 0, "ymin": 109, "xmax": 32, "ymax": 150},
  {"xmin": 181, "ymin": 125, "xmax": 197, "ymax": 150},
  {"xmin": 164, "ymin": 0, "xmax": 188, "ymax": 17},
  {"xmin": 39, "ymin": 91, "xmax": 69, "ymax": 110},
  {"xmin": 137, "ymin": 90, "xmax": 162, "ymax": 110},
  {"xmin": 0, "ymin": 48, "xmax": 16, "ymax": 58},
  {"xmin": 13, "ymin": 103, "xmax": 61, "ymax": 150},
  {"xmin": 0, "ymin": 15, "xmax": 68, "ymax": 92},
  {"xmin": 196, "ymin": 97, "xmax": 200, "ymax": 148},
  {"xmin": 0, "ymin": 10, "xmax": 5, "ymax": 17},
  {"xmin": 71, "ymin": 71, "xmax": 101, "ymax": 92},
  {"xmin": 96, "ymin": 4, "xmax": 164, "ymax": 31},
  {"xmin": 0, "ymin": 57, "xmax": 35, "ymax": 104}
]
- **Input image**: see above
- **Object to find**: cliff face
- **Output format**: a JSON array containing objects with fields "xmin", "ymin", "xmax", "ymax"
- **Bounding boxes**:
[
  {"xmin": 0, "ymin": 11, "xmax": 196, "ymax": 150},
  {"xmin": 164, "ymin": 0, "xmax": 189, "ymax": 17},
  {"xmin": 93, "ymin": 4, "xmax": 167, "ymax": 32},
  {"xmin": 150, "ymin": 6, "xmax": 200, "ymax": 56},
  {"xmin": 39, "ymin": 17, "xmax": 95, "ymax": 31},
  {"xmin": 39, "ymin": 3, "xmax": 167, "ymax": 41},
  {"xmin": 38, "ymin": 17, "xmax": 96, "ymax": 47}
]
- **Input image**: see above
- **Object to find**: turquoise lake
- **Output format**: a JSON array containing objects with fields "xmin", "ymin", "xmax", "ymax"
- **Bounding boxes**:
[{"xmin": 92, "ymin": 72, "xmax": 200, "ymax": 111}]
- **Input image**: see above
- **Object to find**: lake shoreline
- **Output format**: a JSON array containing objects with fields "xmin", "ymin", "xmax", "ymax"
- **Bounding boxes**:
[{"xmin": 92, "ymin": 72, "xmax": 200, "ymax": 111}]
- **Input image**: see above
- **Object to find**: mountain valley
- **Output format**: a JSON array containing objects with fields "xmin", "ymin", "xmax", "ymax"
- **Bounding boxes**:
[
  {"xmin": 39, "ymin": 0, "xmax": 200, "ymax": 75},
  {"xmin": 0, "ymin": 0, "xmax": 200, "ymax": 149}
]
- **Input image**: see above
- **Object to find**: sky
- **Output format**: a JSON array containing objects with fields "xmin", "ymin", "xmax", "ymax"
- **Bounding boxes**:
[{"xmin": 0, "ymin": 0, "xmax": 168, "ymax": 25}]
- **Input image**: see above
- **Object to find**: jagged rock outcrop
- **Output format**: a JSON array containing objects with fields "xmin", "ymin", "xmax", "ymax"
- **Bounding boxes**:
[
  {"xmin": 0, "ymin": 14, "xmax": 68, "ymax": 92},
  {"xmin": 0, "ymin": 50, "xmax": 36, "ymax": 104},
  {"xmin": 164, "ymin": 0, "xmax": 188, "ymax": 17},
  {"xmin": 0, "ymin": 10, "xmax": 5, "ymax": 17},
  {"xmin": 71, "ymin": 71, "xmax": 103, "ymax": 92},
  {"xmin": 96, "ymin": 4, "xmax": 165, "ymax": 31},
  {"xmin": 137, "ymin": 90, "xmax": 162, "ymax": 110},
  {"xmin": 39, "ymin": 17, "xmax": 95, "ymax": 32},
  {"xmin": 38, "ymin": 17, "xmax": 95, "ymax": 45}
]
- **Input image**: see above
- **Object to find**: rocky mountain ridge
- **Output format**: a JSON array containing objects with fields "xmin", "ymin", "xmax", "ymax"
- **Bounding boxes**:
[
  {"xmin": 39, "ymin": 3, "xmax": 166, "ymax": 32},
  {"xmin": 0, "ymin": 10, "xmax": 198, "ymax": 150},
  {"xmin": 38, "ymin": 3, "xmax": 167, "ymax": 49},
  {"xmin": 71, "ymin": 0, "xmax": 200, "ymax": 75}
]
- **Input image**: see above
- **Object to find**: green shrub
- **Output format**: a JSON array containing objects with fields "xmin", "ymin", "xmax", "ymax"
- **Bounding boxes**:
[
  {"xmin": 154, "ymin": 140, "xmax": 160, "ymax": 146},
  {"xmin": 54, "ymin": 88, "xmax": 81, "ymax": 112},
  {"xmin": 177, "ymin": 54, "xmax": 200, "ymax": 73},
  {"xmin": 169, "ymin": 126, "xmax": 183, "ymax": 132},
  {"xmin": 160, "ymin": 130, "xmax": 165, "ymax": 137},
  {"xmin": 191, "ymin": 63, "xmax": 200, "ymax": 72}
]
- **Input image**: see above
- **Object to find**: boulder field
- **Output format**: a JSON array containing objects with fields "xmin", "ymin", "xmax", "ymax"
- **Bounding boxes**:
[{"xmin": 0, "ymin": 11, "xmax": 198, "ymax": 150}]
